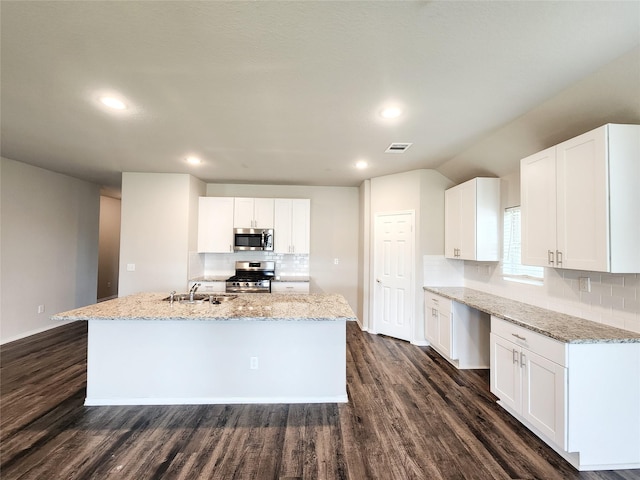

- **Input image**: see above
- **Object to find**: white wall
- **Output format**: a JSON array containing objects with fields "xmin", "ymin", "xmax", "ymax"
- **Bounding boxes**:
[
  {"xmin": 97, "ymin": 195, "xmax": 121, "ymax": 301},
  {"xmin": 119, "ymin": 173, "xmax": 205, "ymax": 296},
  {"xmin": 437, "ymin": 47, "xmax": 640, "ymax": 184},
  {"xmin": 205, "ymin": 183, "xmax": 360, "ymax": 317},
  {"xmin": 0, "ymin": 157, "xmax": 100, "ymax": 343},
  {"xmin": 367, "ymin": 169, "xmax": 453, "ymax": 342}
]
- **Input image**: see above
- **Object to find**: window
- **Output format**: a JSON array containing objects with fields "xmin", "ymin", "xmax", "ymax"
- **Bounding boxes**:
[{"xmin": 502, "ymin": 206, "xmax": 544, "ymax": 283}]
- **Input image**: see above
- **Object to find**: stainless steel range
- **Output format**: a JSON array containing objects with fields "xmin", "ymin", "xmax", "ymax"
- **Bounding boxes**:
[{"xmin": 225, "ymin": 261, "xmax": 275, "ymax": 293}]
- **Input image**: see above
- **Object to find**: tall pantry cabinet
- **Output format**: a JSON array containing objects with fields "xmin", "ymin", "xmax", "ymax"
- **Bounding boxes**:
[{"xmin": 521, "ymin": 124, "xmax": 640, "ymax": 273}]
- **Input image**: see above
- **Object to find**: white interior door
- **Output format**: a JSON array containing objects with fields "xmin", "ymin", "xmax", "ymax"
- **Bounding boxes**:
[{"xmin": 373, "ymin": 212, "xmax": 414, "ymax": 342}]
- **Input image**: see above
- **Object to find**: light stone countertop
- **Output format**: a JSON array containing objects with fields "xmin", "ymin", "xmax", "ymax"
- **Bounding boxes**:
[
  {"xmin": 274, "ymin": 276, "xmax": 310, "ymax": 282},
  {"xmin": 191, "ymin": 276, "xmax": 229, "ymax": 282},
  {"xmin": 52, "ymin": 292, "xmax": 356, "ymax": 322},
  {"xmin": 424, "ymin": 286, "xmax": 640, "ymax": 344}
]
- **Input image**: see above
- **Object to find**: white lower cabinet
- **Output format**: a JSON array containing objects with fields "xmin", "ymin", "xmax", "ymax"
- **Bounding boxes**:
[
  {"xmin": 490, "ymin": 316, "xmax": 640, "ymax": 471},
  {"xmin": 490, "ymin": 323, "xmax": 567, "ymax": 448},
  {"xmin": 424, "ymin": 292, "xmax": 490, "ymax": 369},
  {"xmin": 271, "ymin": 282, "xmax": 309, "ymax": 294}
]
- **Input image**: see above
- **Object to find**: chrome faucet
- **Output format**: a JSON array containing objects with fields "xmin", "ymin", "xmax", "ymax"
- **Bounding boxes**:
[
  {"xmin": 169, "ymin": 290, "xmax": 176, "ymax": 305},
  {"xmin": 189, "ymin": 282, "xmax": 200, "ymax": 302}
]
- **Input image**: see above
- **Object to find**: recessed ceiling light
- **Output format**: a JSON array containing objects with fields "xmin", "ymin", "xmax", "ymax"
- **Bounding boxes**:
[
  {"xmin": 355, "ymin": 160, "xmax": 368, "ymax": 169},
  {"xmin": 380, "ymin": 107, "xmax": 402, "ymax": 119},
  {"xmin": 99, "ymin": 96, "xmax": 127, "ymax": 110},
  {"xmin": 186, "ymin": 156, "xmax": 202, "ymax": 165}
]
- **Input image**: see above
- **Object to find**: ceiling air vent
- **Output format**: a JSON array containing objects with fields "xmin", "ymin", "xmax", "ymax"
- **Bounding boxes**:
[{"xmin": 385, "ymin": 142, "xmax": 413, "ymax": 153}]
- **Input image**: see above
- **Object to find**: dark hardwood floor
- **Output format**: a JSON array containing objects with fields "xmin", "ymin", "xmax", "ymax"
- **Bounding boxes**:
[{"xmin": 1, "ymin": 321, "xmax": 638, "ymax": 479}]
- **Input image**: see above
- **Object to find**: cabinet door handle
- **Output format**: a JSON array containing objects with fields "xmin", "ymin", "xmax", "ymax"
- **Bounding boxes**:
[
  {"xmin": 548, "ymin": 250, "xmax": 554, "ymax": 265},
  {"xmin": 513, "ymin": 349, "xmax": 519, "ymax": 364},
  {"xmin": 520, "ymin": 352, "xmax": 526, "ymax": 368},
  {"xmin": 511, "ymin": 333, "xmax": 526, "ymax": 341},
  {"xmin": 556, "ymin": 250, "xmax": 563, "ymax": 266}
]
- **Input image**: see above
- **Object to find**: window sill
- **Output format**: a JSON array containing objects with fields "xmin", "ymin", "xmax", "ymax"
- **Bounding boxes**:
[{"xmin": 502, "ymin": 275, "xmax": 544, "ymax": 287}]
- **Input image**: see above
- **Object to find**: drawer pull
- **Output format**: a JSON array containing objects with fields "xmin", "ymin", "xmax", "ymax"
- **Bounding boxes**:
[
  {"xmin": 512, "ymin": 349, "xmax": 519, "ymax": 364},
  {"xmin": 512, "ymin": 333, "xmax": 526, "ymax": 341},
  {"xmin": 520, "ymin": 352, "xmax": 526, "ymax": 368}
]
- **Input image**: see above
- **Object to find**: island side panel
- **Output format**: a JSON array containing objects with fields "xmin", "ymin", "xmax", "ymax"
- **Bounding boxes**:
[{"xmin": 86, "ymin": 319, "xmax": 347, "ymax": 405}]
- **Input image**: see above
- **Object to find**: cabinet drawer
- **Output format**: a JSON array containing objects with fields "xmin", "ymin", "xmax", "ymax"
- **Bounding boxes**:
[
  {"xmin": 491, "ymin": 316, "xmax": 566, "ymax": 367},
  {"xmin": 272, "ymin": 282, "xmax": 310, "ymax": 294},
  {"xmin": 425, "ymin": 293, "xmax": 452, "ymax": 315}
]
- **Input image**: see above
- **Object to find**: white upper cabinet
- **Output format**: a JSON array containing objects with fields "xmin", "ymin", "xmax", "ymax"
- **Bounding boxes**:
[
  {"xmin": 444, "ymin": 177, "xmax": 501, "ymax": 261},
  {"xmin": 274, "ymin": 198, "xmax": 310, "ymax": 254},
  {"xmin": 197, "ymin": 197, "xmax": 234, "ymax": 253},
  {"xmin": 521, "ymin": 124, "xmax": 640, "ymax": 272},
  {"xmin": 520, "ymin": 147, "xmax": 557, "ymax": 267},
  {"xmin": 233, "ymin": 198, "xmax": 274, "ymax": 228}
]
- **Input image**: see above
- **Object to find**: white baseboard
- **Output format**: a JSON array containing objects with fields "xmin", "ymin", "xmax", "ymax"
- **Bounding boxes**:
[
  {"xmin": 1, "ymin": 319, "xmax": 78, "ymax": 345},
  {"xmin": 85, "ymin": 394, "xmax": 349, "ymax": 406}
]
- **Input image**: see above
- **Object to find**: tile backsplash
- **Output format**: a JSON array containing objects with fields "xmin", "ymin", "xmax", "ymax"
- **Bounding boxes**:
[
  {"xmin": 463, "ymin": 261, "xmax": 640, "ymax": 334},
  {"xmin": 189, "ymin": 251, "xmax": 310, "ymax": 279}
]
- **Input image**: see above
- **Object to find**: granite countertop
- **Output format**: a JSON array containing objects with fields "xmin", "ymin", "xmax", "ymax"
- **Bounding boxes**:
[
  {"xmin": 190, "ymin": 276, "xmax": 230, "ymax": 282},
  {"xmin": 424, "ymin": 286, "xmax": 640, "ymax": 344},
  {"xmin": 52, "ymin": 292, "xmax": 355, "ymax": 322},
  {"xmin": 274, "ymin": 276, "xmax": 310, "ymax": 282}
]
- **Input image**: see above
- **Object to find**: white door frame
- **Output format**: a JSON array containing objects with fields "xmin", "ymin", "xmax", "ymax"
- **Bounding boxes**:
[{"xmin": 370, "ymin": 210, "xmax": 416, "ymax": 342}]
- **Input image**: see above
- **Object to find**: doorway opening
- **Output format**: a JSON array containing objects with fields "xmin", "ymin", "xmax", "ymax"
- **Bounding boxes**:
[{"xmin": 97, "ymin": 195, "xmax": 121, "ymax": 302}]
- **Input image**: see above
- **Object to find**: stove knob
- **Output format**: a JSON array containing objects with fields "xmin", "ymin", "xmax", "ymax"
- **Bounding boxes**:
[{"xmin": 245, "ymin": 282, "xmax": 250, "ymax": 286}]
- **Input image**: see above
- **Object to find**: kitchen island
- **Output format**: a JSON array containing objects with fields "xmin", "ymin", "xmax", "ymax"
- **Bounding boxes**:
[{"xmin": 53, "ymin": 293, "xmax": 356, "ymax": 406}]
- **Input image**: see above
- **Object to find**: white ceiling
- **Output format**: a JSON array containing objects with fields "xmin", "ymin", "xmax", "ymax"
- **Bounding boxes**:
[{"xmin": 2, "ymin": 1, "xmax": 639, "ymax": 190}]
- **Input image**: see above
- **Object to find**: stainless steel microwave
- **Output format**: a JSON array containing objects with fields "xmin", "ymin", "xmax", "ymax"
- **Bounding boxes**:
[{"xmin": 233, "ymin": 228, "xmax": 274, "ymax": 251}]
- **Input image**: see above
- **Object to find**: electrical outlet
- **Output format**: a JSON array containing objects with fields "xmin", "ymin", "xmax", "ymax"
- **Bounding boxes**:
[
  {"xmin": 37, "ymin": 304, "xmax": 45, "ymax": 314},
  {"xmin": 250, "ymin": 357, "xmax": 259, "ymax": 370},
  {"xmin": 333, "ymin": 258, "xmax": 339, "ymax": 265},
  {"xmin": 579, "ymin": 277, "xmax": 591, "ymax": 293},
  {"xmin": 126, "ymin": 263, "xmax": 136, "ymax": 272}
]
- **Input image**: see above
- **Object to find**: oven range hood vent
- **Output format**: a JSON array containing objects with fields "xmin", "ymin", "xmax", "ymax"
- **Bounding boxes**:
[{"xmin": 385, "ymin": 142, "xmax": 413, "ymax": 153}]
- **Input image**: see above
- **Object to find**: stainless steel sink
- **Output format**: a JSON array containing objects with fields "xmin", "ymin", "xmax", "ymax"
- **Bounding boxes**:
[
  {"xmin": 208, "ymin": 294, "xmax": 238, "ymax": 304},
  {"xmin": 162, "ymin": 293, "xmax": 237, "ymax": 304}
]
